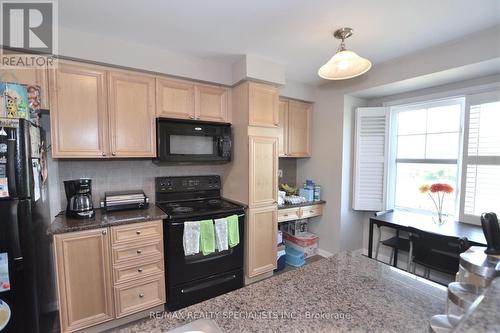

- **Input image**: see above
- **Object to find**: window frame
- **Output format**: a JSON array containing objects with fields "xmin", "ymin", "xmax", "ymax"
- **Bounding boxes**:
[
  {"xmin": 388, "ymin": 97, "xmax": 466, "ymax": 216},
  {"xmin": 459, "ymin": 90, "xmax": 500, "ymax": 225}
]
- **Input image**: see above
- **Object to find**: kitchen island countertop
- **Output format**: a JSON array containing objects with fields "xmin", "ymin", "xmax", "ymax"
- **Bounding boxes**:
[
  {"xmin": 48, "ymin": 205, "xmax": 167, "ymax": 235},
  {"xmin": 112, "ymin": 251, "xmax": 446, "ymax": 333}
]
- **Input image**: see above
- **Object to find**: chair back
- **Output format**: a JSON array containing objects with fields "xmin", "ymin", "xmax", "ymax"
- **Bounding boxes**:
[{"xmin": 409, "ymin": 228, "xmax": 470, "ymax": 259}]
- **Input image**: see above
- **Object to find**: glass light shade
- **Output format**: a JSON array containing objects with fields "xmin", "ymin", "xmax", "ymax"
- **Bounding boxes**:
[{"xmin": 318, "ymin": 50, "xmax": 372, "ymax": 80}]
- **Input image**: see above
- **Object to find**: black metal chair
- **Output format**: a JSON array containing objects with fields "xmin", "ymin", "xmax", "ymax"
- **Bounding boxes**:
[
  {"xmin": 408, "ymin": 228, "xmax": 470, "ymax": 278},
  {"xmin": 373, "ymin": 210, "xmax": 411, "ymax": 270}
]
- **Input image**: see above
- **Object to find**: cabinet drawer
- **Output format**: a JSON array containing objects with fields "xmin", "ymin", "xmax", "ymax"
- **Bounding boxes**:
[
  {"xmin": 112, "ymin": 239, "xmax": 163, "ymax": 265},
  {"xmin": 111, "ymin": 220, "xmax": 162, "ymax": 246},
  {"xmin": 300, "ymin": 205, "xmax": 323, "ymax": 219},
  {"xmin": 114, "ymin": 274, "xmax": 165, "ymax": 318},
  {"xmin": 278, "ymin": 208, "xmax": 300, "ymax": 223},
  {"xmin": 113, "ymin": 258, "xmax": 164, "ymax": 285}
]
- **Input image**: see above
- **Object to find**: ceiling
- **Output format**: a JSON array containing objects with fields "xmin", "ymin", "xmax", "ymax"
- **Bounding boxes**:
[{"xmin": 57, "ymin": 0, "xmax": 500, "ymax": 85}]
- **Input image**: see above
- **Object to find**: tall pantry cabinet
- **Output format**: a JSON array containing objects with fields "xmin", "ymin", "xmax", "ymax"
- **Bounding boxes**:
[{"xmin": 223, "ymin": 81, "xmax": 279, "ymax": 283}]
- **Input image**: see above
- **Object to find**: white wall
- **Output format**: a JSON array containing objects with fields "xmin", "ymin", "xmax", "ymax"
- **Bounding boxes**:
[{"xmin": 297, "ymin": 25, "xmax": 500, "ymax": 255}]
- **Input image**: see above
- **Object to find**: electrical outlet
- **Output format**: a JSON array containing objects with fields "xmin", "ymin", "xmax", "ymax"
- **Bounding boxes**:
[{"xmin": 278, "ymin": 169, "xmax": 283, "ymax": 178}]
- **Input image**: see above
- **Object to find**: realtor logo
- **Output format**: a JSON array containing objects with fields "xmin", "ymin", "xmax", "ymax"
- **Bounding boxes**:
[{"xmin": 0, "ymin": 1, "xmax": 57, "ymax": 68}]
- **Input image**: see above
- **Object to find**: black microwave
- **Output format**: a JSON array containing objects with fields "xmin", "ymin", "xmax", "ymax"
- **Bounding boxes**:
[{"xmin": 155, "ymin": 118, "xmax": 232, "ymax": 164}]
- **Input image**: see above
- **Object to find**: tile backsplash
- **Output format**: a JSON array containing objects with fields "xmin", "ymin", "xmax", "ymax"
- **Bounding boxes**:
[{"xmin": 57, "ymin": 159, "xmax": 228, "ymax": 210}]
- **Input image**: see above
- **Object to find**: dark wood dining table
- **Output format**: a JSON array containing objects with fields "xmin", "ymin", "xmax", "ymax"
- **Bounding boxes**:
[{"xmin": 368, "ymin": 209, "xmax": 486, "ymax": 267}]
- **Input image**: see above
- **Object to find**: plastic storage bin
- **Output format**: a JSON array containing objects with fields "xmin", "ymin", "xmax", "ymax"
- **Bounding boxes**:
[
  {"xmin": 285, "ymin": 247, "xmax": 305, "ymax": 267},
  {"xmin": 275, "ymin": 249, "xmax": 286, "ymax": 272}
]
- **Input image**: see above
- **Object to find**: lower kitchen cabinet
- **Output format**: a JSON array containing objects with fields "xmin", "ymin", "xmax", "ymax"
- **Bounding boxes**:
[
  {"xmin": 53, "ymin": 228, "xmax": 115, "ymax": 333},
  {"xmin": 53, "ymin": 220, "xmax": 165, "ymax": 333},
  {"xmin": 246, "ymin": 206, "xmax": 278, "ymax": 277}
]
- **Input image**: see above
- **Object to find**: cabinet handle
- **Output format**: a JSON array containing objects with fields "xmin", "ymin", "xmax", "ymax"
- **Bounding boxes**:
[
  {"xmin": 138, "ymin": 293, "xmax": 144, "ymax": 298},
  {"xmin": 112, "ymin": 152, "xmax": 116, "ymax": 156},
  {"xmin": 310, "ymin": 210, "xmax": 314, "ymax": 213},
  {"xmin": 136, "ymin": 230, "xmax": 141, "ymax": 235},
  {"xmin": 102, "ymin": 230, "xmax": 107, "ymax": 235},
  {"xmin": 188, "ymin": 115, "xmax": 195, "ymax": 119},
  {"xmin": 284, "ymin": 214, "xmax": 288, "ymax": 217},
  {"xmin": 101, "ymin": 152, "xmax": 106, "ymax": 157},
  {"xmin": 138, "ymin": 268, "xmax": 143, "ymax": 273},
  {"xmin": 137, "ymin": 249, "xmax": 142, "ymax": 254}
]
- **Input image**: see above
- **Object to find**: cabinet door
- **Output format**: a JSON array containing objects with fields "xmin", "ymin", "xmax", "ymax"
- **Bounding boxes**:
[
  {"xmin": 108, "ymin": 71, "xmax": 156, "ymax": 157},
  {"xmin": 0, "ymin": 64, "xmax": 50, "ymax": 109},
  {"xmin": 249, "ymin": 136, "xmax": 278, "ymax": 207},
  {"xmin": 246, "ymin": 206, "xmax": 278, "ymax": 277},
  {"xmin": 49, "ymin": 63, "xmax": 108, "ymax": 158},
  {"xmin": 156, "ymin": 78, "xmax": 195, "ymax": 120},
  {"xmin": 195, "ymin": 84, "xmax": 228, "ymax": 122},
  {"xmin": 248, "ymin": 82, "xmax": 279, "ymax": 127},
  {"xmin": 287, "ymin": 100, "xmax": 312, "ymax": 157},
  {"xmin": 278, "ymin": 100, "xmax": 289, "ymax": 157},
  {"xmin": 54, "ymin": 229, "xmax": 114, "ymax": 333}
]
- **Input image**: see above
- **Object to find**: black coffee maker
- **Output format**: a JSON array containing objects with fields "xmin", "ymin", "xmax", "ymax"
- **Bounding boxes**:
[
  {"xmin": 481, "ymin": 212, "xmax": 500, "ymax": 255},
  {"xmin": 64, "ymin": 178, "xmax": 95, "ymax": 218}
]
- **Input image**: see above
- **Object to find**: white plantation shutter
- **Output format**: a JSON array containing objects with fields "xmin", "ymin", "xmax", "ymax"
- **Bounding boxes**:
[
  {"xmin": 353, "ymin": 107, "xmax": 391, "ymax": 211},
  {"xmin": 460, "ymin": 90, "xmax": 500, "ymax": 224}
]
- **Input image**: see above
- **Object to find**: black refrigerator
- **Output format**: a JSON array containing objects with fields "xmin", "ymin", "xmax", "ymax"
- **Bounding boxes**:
[{"xmin": 0, "ymin": 117, "xmax": 51, "ymax": 333}]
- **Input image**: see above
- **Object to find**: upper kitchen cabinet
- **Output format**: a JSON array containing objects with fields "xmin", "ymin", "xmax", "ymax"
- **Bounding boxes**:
[
  {"xmin": 156, "ymin": 78, "xmax": 229, "ymax": 123},
  {"xmin": 195, "ymin": 84, "xmax": 229, "ymax": 122},
  {"xmin": 278, "ymin": 98, "xmax": 312, "ymax": 158},
  {"xmin": 0, "ymin": 64, "xmax": 50, "ymax": 109},
  {"xmin": 108, "ymin": 71, "xmax": 156, "ymax": 157},
  {"xmin": 49, "ymin": 62, "xmax": 108, "ymax": 158},
  {"xmin": 248, "ymin": 82, "xmax": 279, "ymax": 127},
  {"xmin": 156, "ymin": 78, "xmax": 195, "ymax": 120},
  {"xmin": 277, "ymin": 100, "xmax": 288, "ymax": 157}
]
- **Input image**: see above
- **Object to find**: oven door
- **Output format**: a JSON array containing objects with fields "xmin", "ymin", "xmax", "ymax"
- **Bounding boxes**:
[
  {"xmin": 165, "ymin": 211, "xmax": 244, "ymax": 286},
  {"xmin": 156, "ymin": 118, "xmax": 231, "ymax": 163}
]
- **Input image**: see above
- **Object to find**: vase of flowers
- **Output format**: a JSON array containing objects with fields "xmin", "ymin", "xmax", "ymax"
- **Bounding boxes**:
[{"xmin": 419, "ymin": 183, "xmax": 454, "ymax": 225}]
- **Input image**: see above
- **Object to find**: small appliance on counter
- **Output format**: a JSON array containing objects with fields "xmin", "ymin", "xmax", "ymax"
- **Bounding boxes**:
[
  {"xmin": 101, "ymin": 190, "xmax": 149, "ymax": 212},
  {"xmin": 64, "ymin": 178, "xmax": 95, "ymax": 218}
]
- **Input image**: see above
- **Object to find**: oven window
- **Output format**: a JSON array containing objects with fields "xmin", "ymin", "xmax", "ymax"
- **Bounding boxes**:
[{"xmin": 170, "ymin": 135, "xmax": 214, "ymax": 155}]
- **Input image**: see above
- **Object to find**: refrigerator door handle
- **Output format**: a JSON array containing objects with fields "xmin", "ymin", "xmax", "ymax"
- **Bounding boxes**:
[
  {"xmin": 7, "ymin": 200, "xmax": 23, "ymax": 261},
  {"xmin": 6, "ymin": 138, "xmax": 18, "ymax": 198}
]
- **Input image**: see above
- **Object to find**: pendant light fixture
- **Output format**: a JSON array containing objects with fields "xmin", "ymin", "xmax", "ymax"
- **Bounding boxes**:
[{"xmin": 318, "ymin": 27, "xmax": 371, "ymax": 80}]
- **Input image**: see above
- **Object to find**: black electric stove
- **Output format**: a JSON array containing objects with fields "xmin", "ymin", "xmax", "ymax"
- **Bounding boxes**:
[
  {"xmin": 155, "ymin": 175, "xmax": 245, "ymax": 311},
  {"xmin": 157, "ymin": 198, "xmax": 243, "ymax": 220}
]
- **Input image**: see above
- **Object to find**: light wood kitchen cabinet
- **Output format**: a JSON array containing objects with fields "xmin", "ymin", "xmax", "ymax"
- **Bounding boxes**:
[
  {"xmin": 53, "ymin": 228, "xmax": 114, "ymax": 333},
  {"xmin": 108, "ymin": 71, "xmax": 156, "ymax": 157},
  {"xmin": 195, "ymin": 84, "xmax": 228, "ymax": 122},
  {"xmin": 277, "ymin": 100, "xmax": 288, "ymax": 157},
  {"xmin": 0, "ymin": 64, "xmax": 50, "ymax": 109},
  {"xmin": 278, "ymin": 98, "xmax": 312, "ymax": 157},
  {"xmin": 223, "ymin": 81, "xmax": 280, "ymax": 282},
  {"xmin": 249, "ymin": 135, "xmax": 278, "ymax": 208},
  {"xmin": 246, "ymin": 206, "xmax": 278, "ymax": 277},
  {"xmin": 248, "ymin": 82, "xmax": 279, "ymax": 127},
  {"xmin": 156, "ymin": 78, "xmax": 195, "ymax": 120},
  {"xmin": 54, "ymin": 221, "xmax": 165, "ymax": 332},
  {"xmin": 277, "ymin": 203, "xmax": 324, "ymax": 223},
  {"xmin": 49, "ymin": 62, "xmax": 108, "ymax": 158},
  {"xmin": 156, "ymin": 78, "xmax": 229, "ymax": 122}
]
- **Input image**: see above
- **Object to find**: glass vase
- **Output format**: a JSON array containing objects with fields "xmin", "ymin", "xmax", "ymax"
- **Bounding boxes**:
[{"xmin": 433, "ymin": 211, "xmax": 446, "ymax": 225}]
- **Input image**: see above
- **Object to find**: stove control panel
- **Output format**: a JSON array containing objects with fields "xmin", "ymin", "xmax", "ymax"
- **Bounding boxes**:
[{"xmin": 156, "ymin": 175, "xmax": 221, "ymax": 192}]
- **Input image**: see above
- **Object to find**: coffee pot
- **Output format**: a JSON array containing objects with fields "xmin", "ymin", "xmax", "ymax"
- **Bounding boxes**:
[{"xmin": 64, "ymin": 178, "xmax": 95, "ymax": 218}]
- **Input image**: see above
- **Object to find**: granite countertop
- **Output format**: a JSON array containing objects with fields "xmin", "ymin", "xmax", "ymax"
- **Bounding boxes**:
[
  {"xmin": 48, "ymin": 205, "xmax": 167, "ymax": 235},
  {"xmin": 278, "ymin": 200, "xmax": 326, "ymax": 210},
  {"xmin": 111, "ymin": 251, "xmax": 446, "ymax": 333},
  {"xmin": 454, "ymin": 277, "xmax": 500, "ymax": 332}
]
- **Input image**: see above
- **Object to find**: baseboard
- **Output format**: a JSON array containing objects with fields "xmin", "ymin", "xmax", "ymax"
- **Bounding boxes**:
[{"xmin": 316, "ymin": 248, "xmax": 334, "ymax": 258}]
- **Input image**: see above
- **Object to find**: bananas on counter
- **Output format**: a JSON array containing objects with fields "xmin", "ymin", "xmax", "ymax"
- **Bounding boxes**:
[{"xmin": 280, "ymin": 184, "xmax": 298, "ymax": 196}]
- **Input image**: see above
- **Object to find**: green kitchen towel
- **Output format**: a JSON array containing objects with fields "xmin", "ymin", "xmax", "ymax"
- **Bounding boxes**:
[
  {"xmin": 227, "ymin": 214, "xmax": 240, "ymax": 248},
  {"xmin": 199, "ymin": 219, "xmax": 215, "ymax": 255}
]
